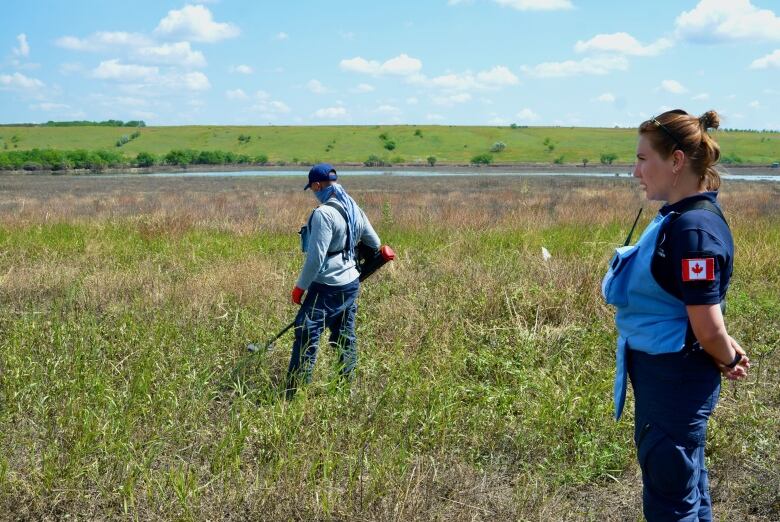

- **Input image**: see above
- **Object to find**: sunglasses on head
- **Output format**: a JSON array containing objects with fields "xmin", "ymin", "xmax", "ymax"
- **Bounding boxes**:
[{"xmin": 650, "ymin": 109, "xmax": 688, "ymax": 150}]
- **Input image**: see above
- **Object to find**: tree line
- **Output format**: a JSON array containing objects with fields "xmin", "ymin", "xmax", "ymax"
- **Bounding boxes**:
[
  {"xmin": 0, "ymin": 148, "xmax": 269, "ymax": 171},
  {"xmin": 0, "ymin": 120, "xmax": 146, "ymax": 128}
]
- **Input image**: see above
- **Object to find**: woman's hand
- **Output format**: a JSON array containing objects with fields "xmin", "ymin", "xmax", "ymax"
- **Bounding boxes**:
[{"xmin": 719, "ymin": 336, "xmax": 750, "ymax": 381}]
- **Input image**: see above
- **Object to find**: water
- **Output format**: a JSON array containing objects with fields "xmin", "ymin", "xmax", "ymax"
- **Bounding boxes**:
[{"xmin": 105, "ymin": 169, "xmax": 780, "ymax": 182}]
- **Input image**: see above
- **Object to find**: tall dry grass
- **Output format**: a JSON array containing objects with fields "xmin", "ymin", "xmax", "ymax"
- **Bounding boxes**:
[{"xmin": 0, "ymin": 173, "xmax": 778, "ymax": 521}]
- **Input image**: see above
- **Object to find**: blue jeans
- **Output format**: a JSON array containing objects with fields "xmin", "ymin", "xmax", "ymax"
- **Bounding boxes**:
[
  {"xmin": 628, "ymin": 346, "xmax": 721, "ymax": 522},
  {"xmin": 285, "ymin": 278, "xmax": 360, "ymax": 397}
]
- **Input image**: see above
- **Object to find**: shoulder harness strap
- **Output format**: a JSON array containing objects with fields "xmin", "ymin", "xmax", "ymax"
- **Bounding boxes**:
[{"xmin": 307, "ymin": 200, "xmax": 352, "ymax": 258}]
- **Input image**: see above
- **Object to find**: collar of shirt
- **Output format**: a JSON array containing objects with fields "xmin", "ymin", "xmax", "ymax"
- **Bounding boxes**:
[{"xmin": 659, "ymin": 191, "xmax": 719, "ymax": 217}]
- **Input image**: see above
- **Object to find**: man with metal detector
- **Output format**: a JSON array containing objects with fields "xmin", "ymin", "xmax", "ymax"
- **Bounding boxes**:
[{"xmin": 284, "ymin": 163, "xmax": 395, "ymax": 398}]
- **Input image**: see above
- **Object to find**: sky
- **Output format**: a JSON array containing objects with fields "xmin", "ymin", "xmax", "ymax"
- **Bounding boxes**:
[{"xmin": 1, "ymin": 0, "xmax": 779, "ymax": 129}]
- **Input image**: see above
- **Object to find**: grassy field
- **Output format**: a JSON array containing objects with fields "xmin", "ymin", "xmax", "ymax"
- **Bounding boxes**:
[
  {"xmin": 0, "ymin": 174, "xmax": 778, "ymax": 520},
  {"xmin": 1, "ymin": 125, "xmax": 779, "ymax": 165}
]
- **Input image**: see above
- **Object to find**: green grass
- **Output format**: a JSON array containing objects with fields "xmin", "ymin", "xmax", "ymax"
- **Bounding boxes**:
[
  {"xmin": 1, "ymin": 124, "xmax": 779, "ymax": 165},
  {"xmin": 0, "ymin": 175, "xmax": 778, "ymax": 519}
]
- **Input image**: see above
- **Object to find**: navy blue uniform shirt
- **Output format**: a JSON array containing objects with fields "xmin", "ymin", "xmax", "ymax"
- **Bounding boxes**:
[{"xmin": 651, "ymin": 191, "xmax": 734, "ymax": 305}]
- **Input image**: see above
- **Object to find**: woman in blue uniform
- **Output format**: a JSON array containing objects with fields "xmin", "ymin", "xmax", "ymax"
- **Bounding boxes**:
[{"xmin": 602, "ymin": 109, "xmax": 750, "ymax": 521}]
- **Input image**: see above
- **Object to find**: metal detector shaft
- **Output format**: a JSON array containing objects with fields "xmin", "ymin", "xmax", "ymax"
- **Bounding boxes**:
[
  {"xmin": 247, "ymin": 320, "xmax": 295, "ymax": 353},
  {"xmin": 623, "ymin": 207, "xmax": 643, "ymax": 246}
]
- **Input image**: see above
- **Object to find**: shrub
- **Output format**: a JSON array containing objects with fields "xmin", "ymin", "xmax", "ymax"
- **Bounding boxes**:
[
  {"xmin": 364, "ymin": 154, "xmax": 386, "ymax": 167},
  {"xmin": 582, "ymin": 158, "xmax": 589, "ymax": 167},
  {"xmin": 116, "ymin": 135, "xmax": 130, "ymax": 147},
  {"xmin": 553, "ymin": 155, "xmax": 564, "ymax": 165},
  {"xmin": 383, "ymin": 140, "xmax": 396, "ymax": 151},
  {"xmin": 85, "ymin": 153, "xmax": 108, "ymax": 171},
  {"xmin": 255, "ymin": 154, "xmax": 269, "ymax": 165},
  {"xmin": 427, "ymin": 156, "xmax": 437, "ymax": 167},
  {"xmin": 414, "ymin": 129, "xmax": 423, "ymax": 137},
  {"xmin": 490, "ymin": 141, "xmax": 506, "ymax": 153},
  {"xmin": 135, "ymin": 152, "xmax": 156, "ymax": 167},
  {"xmin": 165, "ymin": 149, "xmax": 197, "ymax": 166},
  {"xmin": 22, "ymin": 161, "xmax": 42, "ymax": 171},
  {"xmin": 600, "ymin": 153, "xmax": 618, "ymax": 165},
  {"xmin": 471, "ymin": 153, "xmax": 493, "ymax": 165}
]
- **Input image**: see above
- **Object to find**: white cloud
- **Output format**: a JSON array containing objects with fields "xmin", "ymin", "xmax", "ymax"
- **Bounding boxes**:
[
  {"xmin": 340, "ymin": 53, "xmax": 422, "ymax": 76},
  {"xmin": 376, "ymin": 104, "xmax": 401, "ymax": 114},
  {"xmin": 92, "ymin": 59, "xmax": 158, "ymax": 81},
  {"xmin": 155, "ymin": 5, "xmax": 240, "ymax": 43},
  {"xmin": 749, "ymin": 100, "xmax": 760, "ymax": 108},
  {"xmin": 750, "ymin": 49, "xmax": 780, "ymax": 69},
  {"xmin": 352, "ymin": 83, "xmax": 375, "ymax": 93},
  {"xmin": 381, "ymin": 54, "xmax": 423, "ymax": 75},
  {"xmin": 595, "ymin": 92, "xmax": 616, "ymax": 102},
  {"xmin": 307, "ymin": 79, "xmax": 327, "ymax": 93},
  {"xmin": 426, "ymin": 113, "xmax": 445, "ymax": 121},
  {"xmin": 575, "ymin": 32, "xmax": 673, "ymax": 56},
  {"xmin": 91, "ymin": 60, "xmax": 210, "ymax": 91},
  {"xmin": 692, "ymin": 92, "xmax": 710, "ymax": 100},
  {"xmin": 660, "ymin": 79, "xmax": 687, "ymax": 93},
  {"xmin": 29, "ymin": 102, "xmax": 70, "ymax": 111},
  {"xmin": 340, "ymin": 57, "xmax": 381, "ymax": 74},
  {"xmin": 134, "ymin": 42, "xmax": 206, "ymax": 67},
  {"xmin": 406, "ymin": 97, "xmax": 419, "ymax": 104},
  {"xmin": 56, "ymin": 36, "xmax": 90, "ymax": 51},
  {"xmin": 226, "ymin": 88, "xmax": 249, "ymax": 100},
  {"xmin": 0, "ymin": 72, "xmax": 45, "ymax": 90},
  {"xmin": 267, "ymin": 101, "xmax": 290, "ymax": 113},
  {"xmin": 494, "ymin": 0, "xmax": 573, "ymax": 10},
  {"xmin": 410, "ymin": 65, "xmax": 519, "ymax": 92},
  {"xmin": 250, "ymin": 97, "xmax": 291, "ymax": 119},
  {"xmin": 56, "ymin": 32, "xmax": 152, "ymax": 52},
  {"xmin": 475, "ymin": 66, "xmax": 520, "ymax": 86},
  {"xmin": 314, "ymin": 106, "xmax": 348, "ymax": 119},
  {"xmin": 230, "ymin": 64, "xmax": 253, "ymax": 74},
  {"xmin": 275, "ymin": 32, "xmax": 289, "ymax": 40},
  {"xmin": 59, "ymin": 62, "xmax": 84, "ymax": 75},
  {"xmin": 675, "ymin": 0, "xmax": 780, "ymax": 43},
  {"xmin": 516, "ymin": 108, "xmax": 540, "ymax": 121},
  {"xmin": 13, "ymin": 34, "xmax": 30, "ymax": 57},
  {"xmin": 433, "ymin": 93, "xmax": 472, "ymax": 106},
  {"xmin": 522, "ymin": 55, "xmax": 628, "ymax": 77},
  {"xmin": 488, "ymin": 116, "xmax": 509, "ymax": 125},
  {"xmin": 178, "ymin": 71, "xmax": 210, "ymax": 90}
]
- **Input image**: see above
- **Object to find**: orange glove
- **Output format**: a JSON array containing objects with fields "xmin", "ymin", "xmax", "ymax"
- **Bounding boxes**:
[
  {"xmin": 291, "ymin": 286, "xmax": 305, "ymax": 305},
  {"xmin": 380, "ymin": 245, "xmax": 396, "ymax": 261}
]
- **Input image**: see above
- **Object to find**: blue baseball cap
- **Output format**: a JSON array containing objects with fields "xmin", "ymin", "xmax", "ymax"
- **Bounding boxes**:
[{"xmin": 304, "ymin": 163, "xmax": 338, "ymax": 190}]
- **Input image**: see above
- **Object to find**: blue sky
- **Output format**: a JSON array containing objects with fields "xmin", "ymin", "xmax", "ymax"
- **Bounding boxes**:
[{"xmin": 2, "ymin": 0, "xmax": 779, "ymax": 129}]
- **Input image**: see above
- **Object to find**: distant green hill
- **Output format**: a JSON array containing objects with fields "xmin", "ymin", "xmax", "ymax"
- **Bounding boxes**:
[{"xmin": 0, "ymin": 125, "xmax": 777, "ymax": 166}]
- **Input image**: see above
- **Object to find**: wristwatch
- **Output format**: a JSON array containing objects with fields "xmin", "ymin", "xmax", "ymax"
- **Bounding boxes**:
[{"xmin": 725, "ymin": 352, "xmax": 743, "ymax": 369}]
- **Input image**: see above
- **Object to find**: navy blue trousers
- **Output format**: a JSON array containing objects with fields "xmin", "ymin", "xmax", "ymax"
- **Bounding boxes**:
[
  {"xmin": 285, "ymin": 279, "xmax": 360, "ymax": 397},
  {"xmin": 628, "ymin": 346, "xmax": 721, "ymax": 522}
]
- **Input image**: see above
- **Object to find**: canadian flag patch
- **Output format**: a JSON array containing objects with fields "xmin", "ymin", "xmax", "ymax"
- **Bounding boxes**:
[{"xmin": 682, "ymin": 258, "xmax": 715, "ymax": 282}]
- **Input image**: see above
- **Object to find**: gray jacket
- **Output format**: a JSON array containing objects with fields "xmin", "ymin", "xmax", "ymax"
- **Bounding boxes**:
[{"xmin": 296, "ymin": 198, "xmax": 381, "ymax": 289}]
